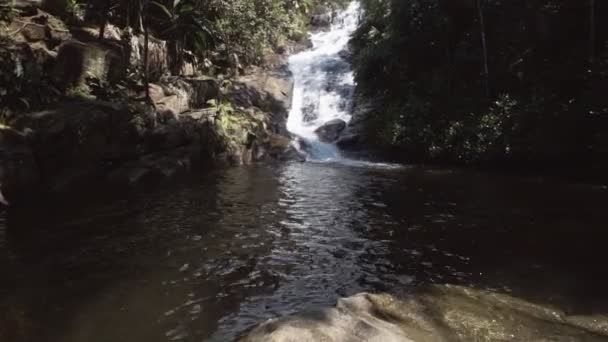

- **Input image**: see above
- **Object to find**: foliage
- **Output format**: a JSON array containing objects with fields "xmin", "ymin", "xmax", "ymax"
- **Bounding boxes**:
[
  {"xmin": 84, "ymin": 0, "xmax": 349, "ymax": 71},
  {"xmin": 65, "ymin": 85, "xmax": 94, "ymax": 99},
  {"xmin": 0, "ymin": 1, "xmax": 18, "ymax": 22},
  {"xmin": 152, "ymin": 0, "xmax": 216, "ymax": 72},
  {"xmin": 0, "ymin": 37, "xmax": 59, "ymax": 122},
  {"xmin": 208, "ymin": 98, "xmax": 260, "ymax": 152},
  {"xmin": 352, "ymin": 0, "xmax": 608, "ymax": 164}
]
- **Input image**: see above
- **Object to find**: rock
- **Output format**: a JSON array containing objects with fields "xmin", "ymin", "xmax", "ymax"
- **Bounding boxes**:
[
  {"xmin": 21, "ymin": 23, "xmax": 47, "ymax": 42},
  {"xmin": 265, "ymin": 133, "xmax": 305, "ymax": 162},
  {"xmin": 8, "ymin": 100, "xmax": 220, "ymax": 191},
  {"xmin": 314, "ymin": 119, "xmax": 346, "ymax": 143},
  {"xmin": 8, "ymin": 8, "xmax": 72, "ymax": 47},
  {"xmin": 180, "ymin": 61, "xmax": 196, "ymax": 77},
  {"xmin": 335, "ymin": 132, "xmax": 360, "ymax": 149},
  {"xmin": 107, "ymin": 148, "xmax": 194, "ymax": 186},
  {"xmin": 0, "ymin": 125, "xmax": 39, "ymax": 202},
  {"xmin": 334, "ymin": 97, "xmax": 383, "ymax": 150},
  {"xmin": 101, "ymin": 24, "xmax": 122, "ymax": 41},
  {"xmin": 278, "ymin": 145, "xmax": 307, "ymax": 162},
  {"xmin": 13, "ymin": 102, "xmax": 137, "ymax": 186},
  {"xmin": 0, "ymin": 183, "xmax": 8, "ymax": 206},
  {"xmin": 228, "ymin": 66, "xmax": 294, "ymax": 135},
  {"xmin": 127, "ymin": 30, "xmax": 169, "ymax": 78},
  {"xmin": 242, "ymin": 285, "xmax": 608, "ymax": 342},
  {"xmin": 25, "ymin": 41, "xmax": 58, "ymax": 67},
  {"xmin": 310, "ymin": 13, "xmax": 332, "ymax": 28},
  {"xmin": 15, "ymin": 0, "xmax": 44, "ymax": 9},
  {"xmin": 53, "ymin": 40, "xmax": 125, "ymax": 88},
  {"xmin": 150, "ymin": 78, "xmax": 220, "ymax": 118},
  {"xmin": 107, "ymin": 167, "xmax": 158, "ymax": 186}
]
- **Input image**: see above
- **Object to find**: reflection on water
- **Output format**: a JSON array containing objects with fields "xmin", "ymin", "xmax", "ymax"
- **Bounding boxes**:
[{"xmin": 1, "ymin": 163, "xmax": 608, "ymax": 341}]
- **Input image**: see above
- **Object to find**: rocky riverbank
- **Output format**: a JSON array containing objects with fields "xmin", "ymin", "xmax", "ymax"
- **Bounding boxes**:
[{"xmin": 0, "ymin": 6, "xmax": 311, "ymax": 204}]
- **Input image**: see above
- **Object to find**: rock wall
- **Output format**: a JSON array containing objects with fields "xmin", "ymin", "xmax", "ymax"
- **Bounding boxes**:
[{"xmin": 0, "ymin": 67, "xmax": 297, "ymax": 204}]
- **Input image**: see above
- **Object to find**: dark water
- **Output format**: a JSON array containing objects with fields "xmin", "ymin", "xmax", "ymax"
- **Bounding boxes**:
[{"xmin": 1, "ymin": 162, "xmax": 608, "ymax": 341}]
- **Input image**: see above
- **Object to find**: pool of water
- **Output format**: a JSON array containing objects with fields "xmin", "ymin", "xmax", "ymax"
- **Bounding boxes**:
[{"xmin": 1, "ymin": 162, "xmax": 607, "ymax": 341}]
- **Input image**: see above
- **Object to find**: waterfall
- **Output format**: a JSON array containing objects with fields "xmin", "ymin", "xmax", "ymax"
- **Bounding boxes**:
[{"xmin": 287, "ymin": 2, "xmax": 360, "ymax": 161}]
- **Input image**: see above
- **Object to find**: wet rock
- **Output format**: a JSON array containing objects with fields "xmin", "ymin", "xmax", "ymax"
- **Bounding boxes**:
[
  {"xmin": 314, "ymin": 119, "xmax": 346, "ymax": 143},
  {"xmin": 107, "ymin": 166, "xmax": 158, "ymax": 185},
  {"xmin": 265, "ymin": 133, "xmax": 305, "ymax": 162},
  {"xmin": 335, "ymin": 132, "xmax": 360, "ymax": 149},
  {"xmin": 242, "ymin": 285, "xmax": 608, "ymax": 342},
  {"xmin": 107, "ymin": 148, "xmax": 194, "ymax": 186}
]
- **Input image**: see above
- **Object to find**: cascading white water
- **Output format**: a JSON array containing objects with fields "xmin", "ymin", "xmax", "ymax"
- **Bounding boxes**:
[{"xmin": 287, "ymin": 2, "xmax": 360, "ymax": 161}]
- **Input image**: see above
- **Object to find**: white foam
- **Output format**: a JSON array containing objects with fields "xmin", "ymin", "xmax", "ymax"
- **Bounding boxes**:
[{"xmin": 287, "ymin": 2, "xmax": 361, "ymax": 161}]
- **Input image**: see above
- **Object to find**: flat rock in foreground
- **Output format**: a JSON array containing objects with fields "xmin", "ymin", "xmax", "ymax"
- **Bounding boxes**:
[{"xmin": 241, "ymin": 285, "xmax": 608, "ymax": 342}]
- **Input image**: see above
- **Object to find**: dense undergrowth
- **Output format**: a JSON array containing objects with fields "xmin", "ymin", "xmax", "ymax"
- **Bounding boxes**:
[{"xmin": 351, "ymin": 0, "xmax": 608, "ymax": 170}]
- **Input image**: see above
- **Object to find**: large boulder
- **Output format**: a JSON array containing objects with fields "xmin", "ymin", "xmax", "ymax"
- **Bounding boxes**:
[
  {"xmin": 335, "ymin": 97, "xmax": 384, "ymax": 150},
  {"xmin": 8, "ymin": 101, "xmax": 219, "ymax": 192},
  {"xmin": 149, "ymin": 78, "xmax": 220, "ymax": 120},
  {"xmin": 314, "ymin": 119, "xmax": 346, "ymax": 143},
  {"xmin": 242, "ymin": 285, "xmax": 608, "ymax": 342},
  {"xmin": 53, "ymin": 40, "xmax": 125, "ymax": 88},
  {"xmin": 264, "ymin": 133, "xmax": 306, "ymax": 162},
  {"xmin": 12, "ymin": 101, "xmax": 140, "ymax": 191},
  {"xmin": 227, "ymin": 66, "xmax": 294, "ymax": 136},
  {"xmin": 8, "ymin": 7, "xmax": 71, "ymax": 44},
  {"xmin": 230, "ymin": 68, "xmax": 294, "ymax": 115}
]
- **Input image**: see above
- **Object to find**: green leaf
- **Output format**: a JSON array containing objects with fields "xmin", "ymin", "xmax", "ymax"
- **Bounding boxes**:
[{"xmin": 151, "ymin": 1, "xmax": 173, "ymax": 19}]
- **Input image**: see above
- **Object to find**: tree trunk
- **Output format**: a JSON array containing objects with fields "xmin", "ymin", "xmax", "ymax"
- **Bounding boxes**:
[
  {"xmin": 143, "ymin": 0, "xmax": 150, "ymax": 101},
  {"xmin": 589, "ymin": 0, "xmax": 595, "ymax": 64},
  {"xmin": 137, "ymin": 0, "xmax": 144, "ymax": 33},
  {"xmin": 99, "ymin": 8, "xmax": 107, "ymax": 39},
  {"xmin": 476, "ymin": 0, "xmax": 490, "ymax": 96}
]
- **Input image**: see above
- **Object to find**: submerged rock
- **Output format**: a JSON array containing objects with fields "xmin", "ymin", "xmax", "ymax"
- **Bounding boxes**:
[
  {"xmin": 314, "ymin": 119, "xmax": 346, "ymax": 143},
  {"xmin": 242, "ymin": 285, "xmax": 608, "ymax": 342}
]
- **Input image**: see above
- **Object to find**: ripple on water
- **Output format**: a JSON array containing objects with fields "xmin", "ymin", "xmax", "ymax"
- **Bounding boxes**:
[{"xmin": 2, "ymin": 152, "xmax": 608, "ymax": 341}]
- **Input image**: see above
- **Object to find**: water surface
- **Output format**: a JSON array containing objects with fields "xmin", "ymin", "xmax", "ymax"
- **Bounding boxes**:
[{"xmin": 1, "ymin": 162, "xmax": 608, "ymax": 341}]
